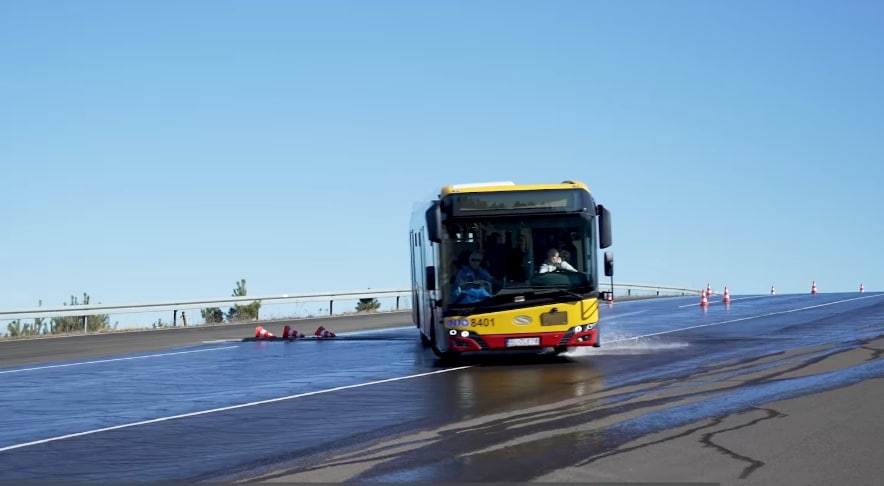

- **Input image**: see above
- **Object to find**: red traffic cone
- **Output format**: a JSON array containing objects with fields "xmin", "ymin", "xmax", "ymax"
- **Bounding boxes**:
[
  {"xmin": 255, "ymin": 325, "xmax": 276, "ymax": 339},
  {"xmin": 706, "ymin": 283, "xmax": 713, "ymax": 296},
  {"xmin": 282, "ymin": 325, "xmax": 305, "ymax": 339},
  {"xmin": 722, "ymin": 286, "xmax": 731, "ymax": 303},
  {"xmin": 314, "ymin": 325, "xmax": 336, "ymax": 338},
  {"xmin": 811, "ymin": 280, "xmax": 818, "ymax": 294},
  {"xmin": 770, "ymin": 285, "xmax": 776, "ymax": 295},
  {"xmin": 860, "ymin": 283, "xmax": 864, "ymax": 292},
  {"xmin": 699, "ymin": 290, "xmax": 709, "ymax": 307}
]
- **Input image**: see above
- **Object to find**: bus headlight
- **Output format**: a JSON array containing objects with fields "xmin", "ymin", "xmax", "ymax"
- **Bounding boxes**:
[
  {"xmin": 460, "ymin": 330, "xmax": 469, "ymax": 338},
  {"xmin": 574, "ymin": 325, "xmax": 583, "ymax": 333},
  {"xmin": 449, "ymin": 329, "xmax": 457, "ymax": 336}
]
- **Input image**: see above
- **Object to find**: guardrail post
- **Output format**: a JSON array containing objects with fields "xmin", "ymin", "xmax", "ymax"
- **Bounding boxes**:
[
  {"xmin": 396, "ymin": 296, "xmax": 400, "ymax": 310},
  {"xmin": 83, "ymin": 315, "xmax": 87, "ymax": 334},
  {"xmin": 329, "ymin": 300, "xmax": 333, "ymax": 315},
  {"xmin": 182, "ymin": 312, "xmax": 187, "ymax": 327},
  {"xmin": 173, "ymin": 310, "xmax": 178, "ymax": 326}
]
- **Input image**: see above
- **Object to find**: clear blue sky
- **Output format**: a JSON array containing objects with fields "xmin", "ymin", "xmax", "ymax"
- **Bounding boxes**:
[{"xmin": 2, "ymin": 0, "xmax": 882, "ymax": 316}]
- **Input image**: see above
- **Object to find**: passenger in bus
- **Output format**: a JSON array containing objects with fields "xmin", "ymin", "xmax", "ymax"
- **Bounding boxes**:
[
  {"xmin": 539, "ymin": 248, "xmax": 577, "ymax": 273},
  {"xmin": 505, "ymin": 234, "xmax": 531, "ymax": 281},
  {"xmin": 484, "ymin": 232, "xmax": 508, "ymax": 277}
]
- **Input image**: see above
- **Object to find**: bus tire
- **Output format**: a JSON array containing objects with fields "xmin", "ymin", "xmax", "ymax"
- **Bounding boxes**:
[
  {"xmin": 430, "ymin": 323, "xmax": 443, "ymax": 357},
  {"xmin": 553, "ymin": 346, "xmax": 569, "ymax": 355},
  {"xmin": 432, "ymin": 343, "xmax": 450, "ymax": 359},
  {"xmin": 429, "ymin": 324, "xmax": 459, "ymax": 361}
]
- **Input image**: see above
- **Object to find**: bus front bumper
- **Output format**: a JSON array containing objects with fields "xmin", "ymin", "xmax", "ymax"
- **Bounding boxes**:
[{"xmin": 447, "ymin": 326, "xmax": 598, "ymax": 352}]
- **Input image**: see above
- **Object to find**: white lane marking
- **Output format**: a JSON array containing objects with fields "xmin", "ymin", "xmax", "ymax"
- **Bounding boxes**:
[
  {"xmin": 601, "ymin": 310, "xmax": 648, "ymax": 320},
  {"xmin": 0, "ymin": 365, "xmax": 472, "ymax": 453},
  {"xmin": 0, "ymin": 346, "xmax": 238, "ymax": 375},
  {"xmin": 610, "ymin": 293, "xmax": 884, "ymax": 343}
]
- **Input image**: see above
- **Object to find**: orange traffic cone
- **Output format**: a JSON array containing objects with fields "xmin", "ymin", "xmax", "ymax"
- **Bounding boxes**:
[
  {"xmin": 770, "ymin": 285, "xmax": 776, "ymax": 295},
  {"xmin": 722, "ymin": 286, "xmax": 731, "ymax": 303},
  {"xmin": 706, "ymin": 283, "xmax": 713, "ymax": 296},
  {"xmin": 811, "ymin": 280, "xmax": 818, "ymax": 294},
  {"xmin": 255, "ymin": 325, "xmax": 276, "ymax": 339},
  {"xmin": 699, "ymin": 290, "xmax": 709, "ymax": 307},
  {"xmin": 282, "ymin": 325, "xmax": 305, "ymax": 339},
  {"xmin": 860, "ymin": 283, "xmax": 864, "ymax": 292},
  {"xmin": 314, "ymin": 325, "xmax": 336, "ymax": 338}
]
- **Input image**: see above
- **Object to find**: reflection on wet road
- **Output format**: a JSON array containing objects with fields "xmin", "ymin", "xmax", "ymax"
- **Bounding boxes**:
[{"xmin": 0, "ymin": 293, "xmax": 882, "ymax": 482}]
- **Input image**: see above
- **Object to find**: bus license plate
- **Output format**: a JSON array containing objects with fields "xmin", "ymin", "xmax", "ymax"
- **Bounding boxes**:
[{"xmin": 506, "ymin": 337, "xmax": 540, "ymax": 347}]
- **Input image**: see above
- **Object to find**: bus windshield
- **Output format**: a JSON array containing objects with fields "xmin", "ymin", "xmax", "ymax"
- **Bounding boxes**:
[{"xmin": 439, "ymin": 215, "xmax": 598, "ymax": 309}]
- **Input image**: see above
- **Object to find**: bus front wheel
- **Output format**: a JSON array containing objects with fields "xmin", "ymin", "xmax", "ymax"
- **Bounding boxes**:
[{"xmin": 430, "ymin": 324, "xmax": 459, "ymax": 361}]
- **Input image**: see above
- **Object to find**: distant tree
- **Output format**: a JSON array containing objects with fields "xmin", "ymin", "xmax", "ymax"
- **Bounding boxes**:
[
  {"xmin": 6, "ymin": 320, "xmax": 23, "ymax": 337},
  {"xmin": 355, "ymin": 298, "xmax": 381, "ymax": 312},
  {"xmin": 51, "ymin": 293, "xmax": 112, "ymax": 333},
  {"xmin": 33, "ymin": 300, "xmax": 48, "ymax": 334},
  {"xmin": 201, "ymin": 307, "xmax": 224, "ymax": 324},
  {"xmin": 34, "ymin": 315, "xmax": 47, "ymax": 334},
  {"xmin": 227, "ymin": 278, "xmax": 261, "ymax": 322},
  {"xmin": 6, "ymin": 300, "xmax": 50, "ymax": 337}
]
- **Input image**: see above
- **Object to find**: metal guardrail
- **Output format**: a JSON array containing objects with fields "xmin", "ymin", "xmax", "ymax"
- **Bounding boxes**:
[
  {"xmin": 0, "ymin": 283, "xmax": 699, "ymax": 322},
  {"xmin": 611, "ymin": 283, "xmax": 704, "ymax": 297},
  {"xmin": 0, "ymin": 289, "xmax": 410, "ymax": 321}
]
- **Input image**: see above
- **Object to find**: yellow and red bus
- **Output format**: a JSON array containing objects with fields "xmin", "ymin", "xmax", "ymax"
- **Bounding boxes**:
[{"xmin": 409, "ymin": 180, "xmax": 613, "ymax": 359}]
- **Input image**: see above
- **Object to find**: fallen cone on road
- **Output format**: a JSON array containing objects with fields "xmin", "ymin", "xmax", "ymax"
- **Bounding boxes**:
[
  {"xmin": 282, "ymin": 325, "xmax": 305, "ymax": 339},
  {"xmin": 314, "ymin": 325, "xmax": 336, "ymax": 338},
  {"xmin": 255, "ymin": 325, "xmax": 276, "ymax": 339}
]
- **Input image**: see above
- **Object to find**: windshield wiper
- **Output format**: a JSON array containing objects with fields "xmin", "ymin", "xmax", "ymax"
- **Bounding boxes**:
[{"xmin": 533, "ymin": 287, "xmax": 588, "ymax": 300}]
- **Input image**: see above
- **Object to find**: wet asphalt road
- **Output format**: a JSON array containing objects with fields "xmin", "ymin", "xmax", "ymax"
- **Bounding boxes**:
[{"xmin": 1, "ymin": 293, "xmax": 882, "ymax": 484}]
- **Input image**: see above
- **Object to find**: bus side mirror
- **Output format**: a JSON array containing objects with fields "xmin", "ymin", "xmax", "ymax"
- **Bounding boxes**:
[
  {"xmin": 604, "ymin": 251, "xmax": 614, "ymax": 277},
  {"xmin": 426, "ymin": 201, "xmax": 442, "ymax": 243},
  {"xmin": 597, "ymin": 204, "xmax": 612, "ymax": 249},
  {"xmin": 425, "ymin": 266, "xmax": 436, "ymax": 291}
]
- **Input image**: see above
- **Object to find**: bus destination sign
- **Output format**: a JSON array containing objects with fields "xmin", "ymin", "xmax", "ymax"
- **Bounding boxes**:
[{"xmin": 447, "ymin": 189, "xmax": 586, "ymax": 216}]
